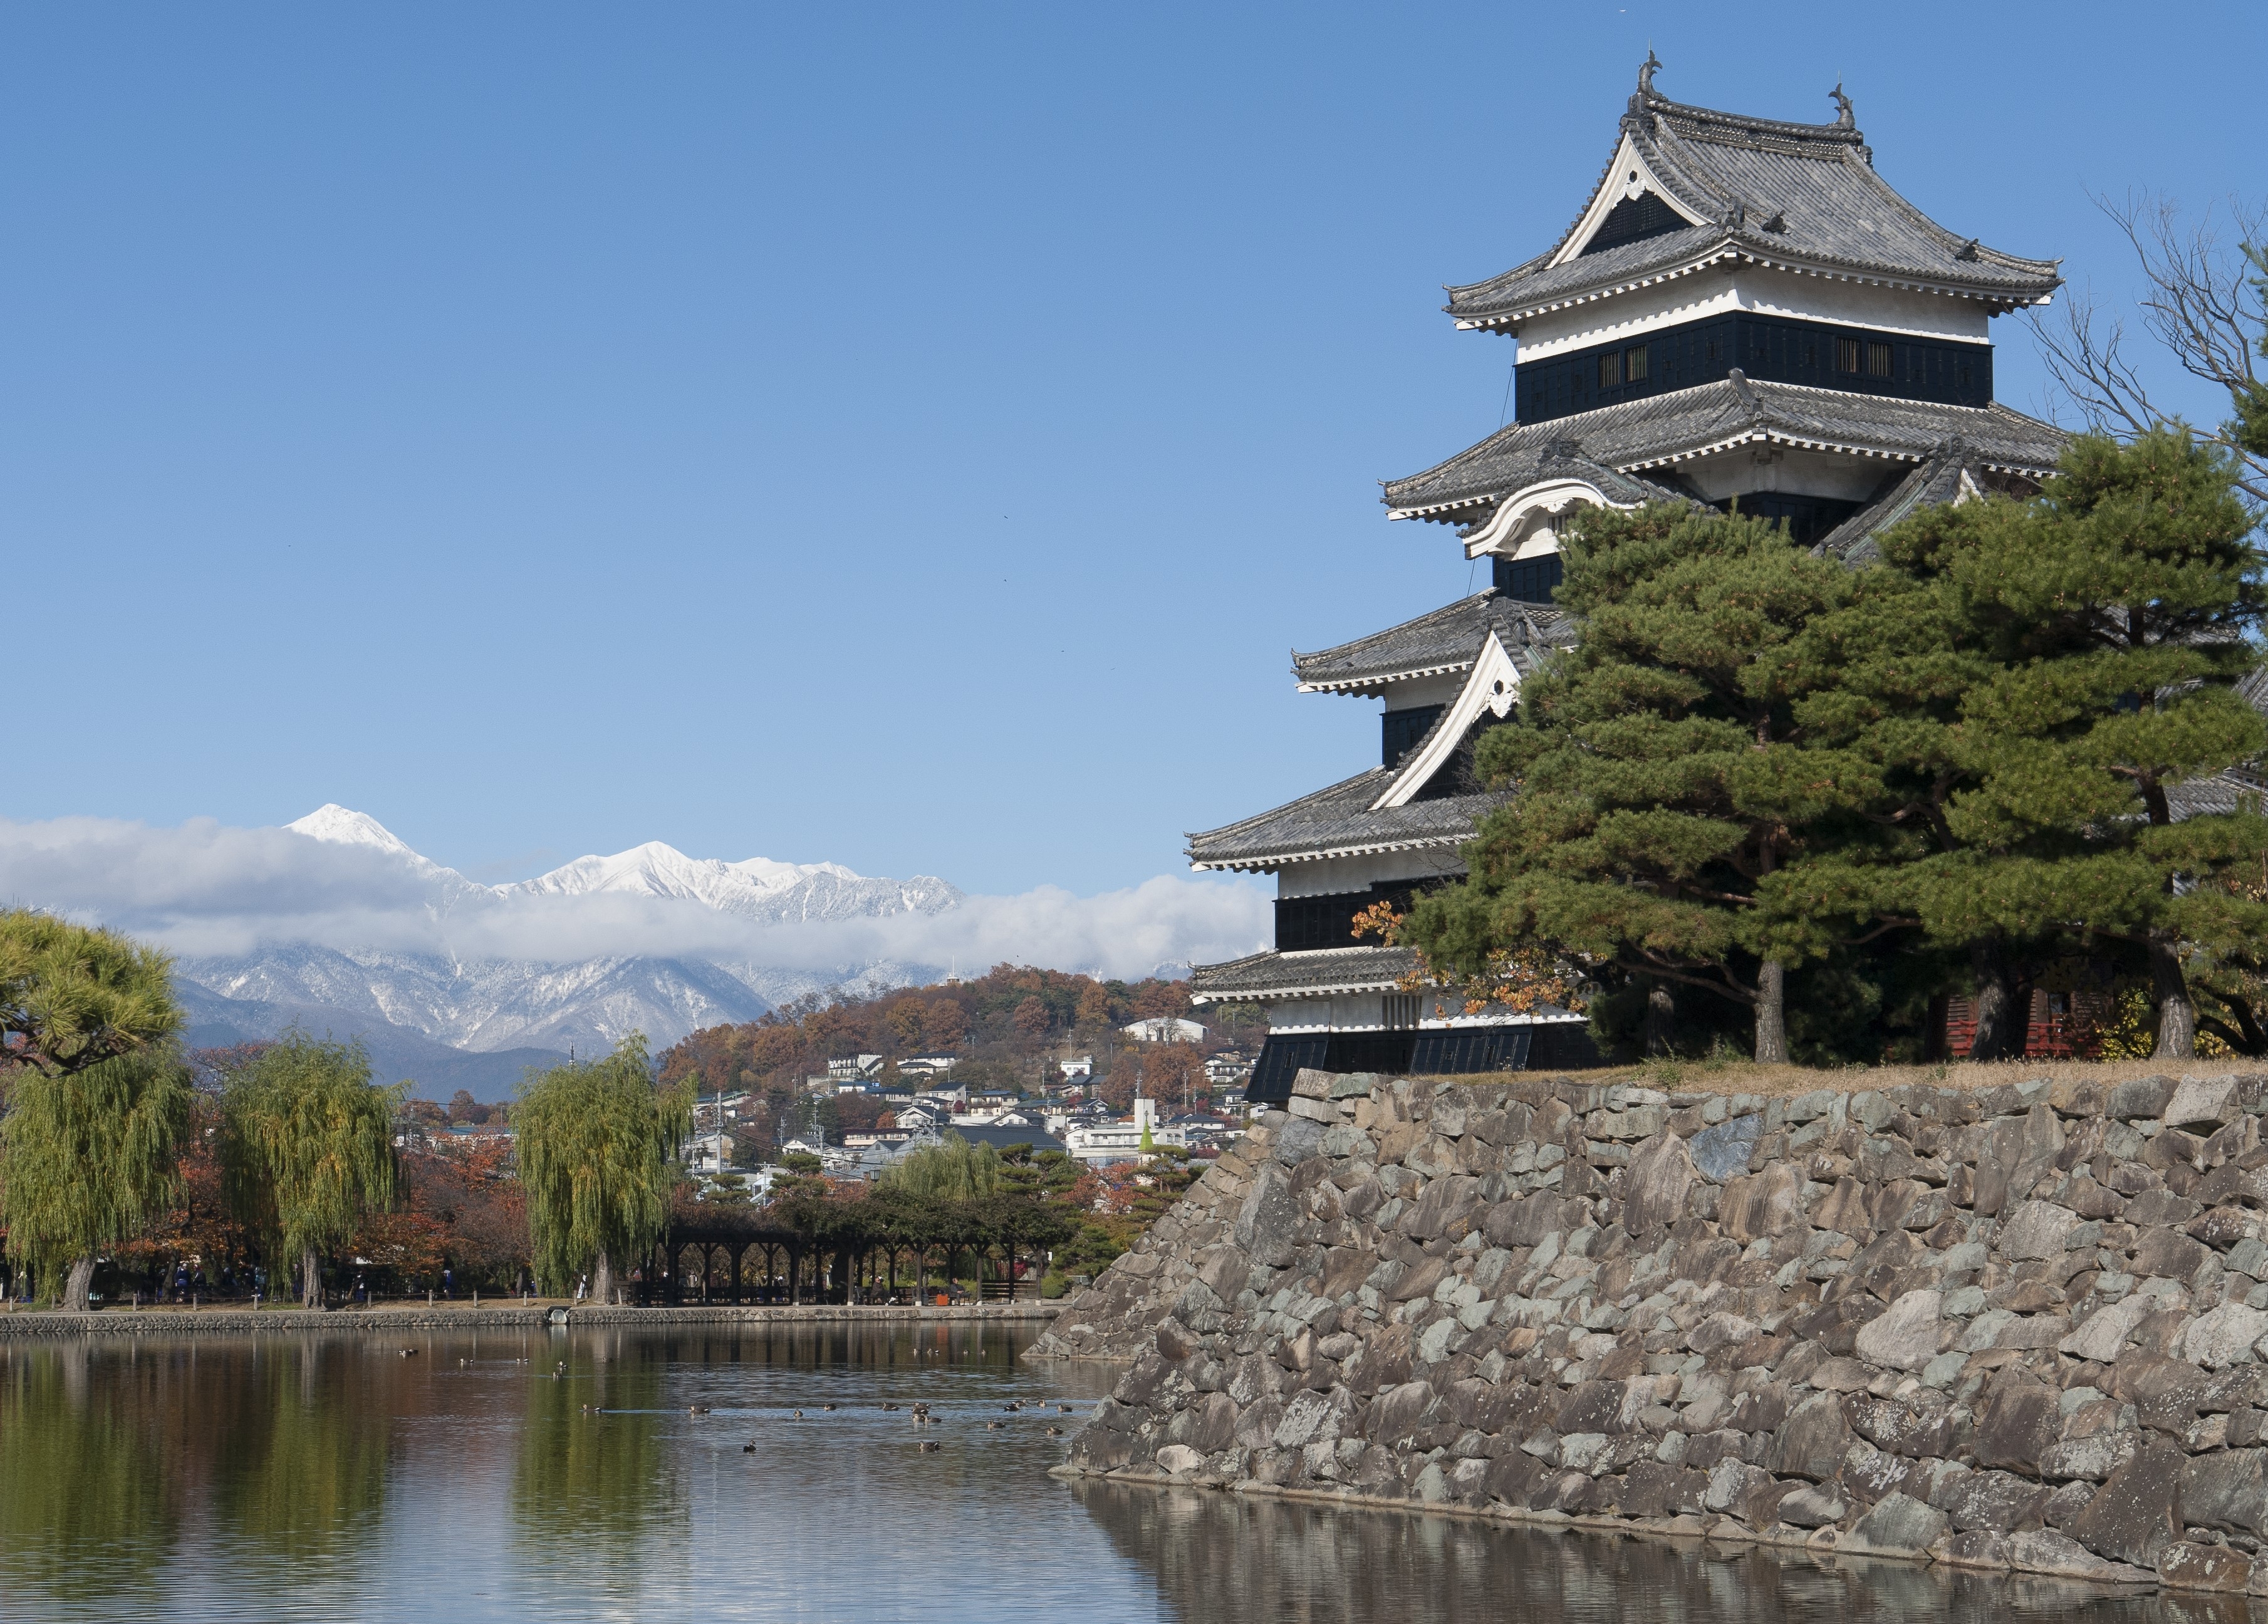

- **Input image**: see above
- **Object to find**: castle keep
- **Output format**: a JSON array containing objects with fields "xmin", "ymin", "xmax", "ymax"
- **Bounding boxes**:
[{"xmin": 1187, "ymin": 63, "xmax": 2065, "ymax": 1103}]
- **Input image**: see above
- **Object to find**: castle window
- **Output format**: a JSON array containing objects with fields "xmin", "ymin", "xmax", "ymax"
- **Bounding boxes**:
[
  {"xmin": 1837, "ymin": 336, "xmax": 1862, "ymax": 373},
  {"xmin": 1381, "ymin": 994, "xmax": 1422, "ymax": 1029},
  {"xmin": 1624, "ymin": 345, "xmax": 1648, "ymax": 382},
  {"xmin": 1598, "ymin": 351, "xmax": 1622, "ymax": 388},
  {"xmin": 1868, "ymin": 341, "xmax": 1893, "ymax": 377}
]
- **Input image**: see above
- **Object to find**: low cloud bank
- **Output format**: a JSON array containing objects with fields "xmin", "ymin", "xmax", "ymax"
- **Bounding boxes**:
[{"xmin": 0, "ymin": 814, "xmax": 1273, "ymax": 982}]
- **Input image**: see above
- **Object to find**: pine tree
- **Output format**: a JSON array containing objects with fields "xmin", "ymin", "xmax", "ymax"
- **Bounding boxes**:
[
  {"xmin": 1403, "ymin": 502, "xmax": 1854, "ymax": 1061},
  {"xmin": 0, "ymin": 910, "xmax": 180, "ymax": 1079},
  {"xmin": 1780, "ymin": 428, "xmax": 2268, "ymax": 1058}
]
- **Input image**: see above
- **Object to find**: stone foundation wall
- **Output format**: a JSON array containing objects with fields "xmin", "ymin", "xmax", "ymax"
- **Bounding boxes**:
[{"xmin": 1038, "ymin": 1065, "xmax": 2268, "ymax": 1595}]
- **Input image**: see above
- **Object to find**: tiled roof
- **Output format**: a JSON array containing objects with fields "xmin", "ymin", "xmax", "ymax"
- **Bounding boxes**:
[
  {"xmin": 1189, "ymin": 945, "xmax": 1421, "ymax": 1002},
  {"xmin": 1292, "ymin": 589, "xmax": 1581, "ymax": 694},
  {"xmin": 1444, "ymin": 79, "xmax": 2060, "ymax": 330},
  {"xmin": 1814, "ymin": 450, "xmax": 1974, "ymax": 563},
  {"xmin": 1382, "ymin": 375, "xmax": 2066, "ymax": 519},
  {"xmin": 2168, "ymin": 669, "xmax": 2268, "ymax": 820},
  {"xmin": 1186, "ymin": 769, "xmax": 1504, "ymax": 872}
]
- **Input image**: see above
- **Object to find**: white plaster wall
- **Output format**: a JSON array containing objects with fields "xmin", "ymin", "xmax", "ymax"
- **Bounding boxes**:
[
  {"xmin": 1376, "ymin": 672, "xmax": 1469, "ymax": 710},
  {"xmin": 1276, "ymin": 850, "xmax": 1465, "ymax": 900},
  {"xmin": 1678, "ymin": 444, "xmax": 1896, "ymax": 502},
  {"xmin": 1515, "ymin": 263, "xmax": 1994, "ymax": 361}
]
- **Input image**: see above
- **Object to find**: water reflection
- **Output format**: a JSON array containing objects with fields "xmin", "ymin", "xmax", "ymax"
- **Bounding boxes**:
[
  {"xmin": 19, "ymin": 1326, "xmax": 2253, "ymax": 1624},
  {"xmin": 510, "ymin": 1333, "xmax": 682, "ymax": 1586},
  {"xmin": 1071, "ymin": 1479, "xmax": 2265, "ymax": 1624},
  {"xmin": 0, "ymin": 1343, "xmax": 177, "ymax": 1606},
  {"xmin": 205, "ymin": 1341, "xmax": 394, "ymax": 1575}
]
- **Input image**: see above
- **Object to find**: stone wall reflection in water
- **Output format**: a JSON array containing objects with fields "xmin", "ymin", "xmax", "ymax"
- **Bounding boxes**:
[{"xmin": 1074, "ymin": 1477, "xmax": 2261, "ymax": 1624}]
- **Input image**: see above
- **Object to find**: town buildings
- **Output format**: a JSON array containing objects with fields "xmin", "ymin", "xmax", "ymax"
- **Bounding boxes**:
[{"xmin": 1189, "ymin": 61, "xmax": 2065, "ymax": 1104}]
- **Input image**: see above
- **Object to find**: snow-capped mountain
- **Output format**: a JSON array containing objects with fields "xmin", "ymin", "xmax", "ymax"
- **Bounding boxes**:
[
  {"xmin": 170, "ymin": 808, "xmax": 960, "ymax": 1086},
  {"xmin": 499, "ymin": 841, "xmax": 959, "ymax": 923}
]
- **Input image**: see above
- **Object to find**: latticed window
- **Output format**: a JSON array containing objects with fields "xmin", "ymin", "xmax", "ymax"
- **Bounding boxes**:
[
  {"xmin": 1837, "ymin": 336, "xmax": 1862, "ymax": 373},
  {"xmin": 1381, "ymin": 994, "xmax": 1422, "ymax": 1029},
  {"xmin": 1868, "ymin": 341, "xmax": 1893, "ymax": 377},
  {"xmin": 1598, "ymin": 351, "xmax": 1621, "ymax": 388},
  {"xmin": 1624, "ymin": 345, "xmax": 1648, "ymax": 382}
]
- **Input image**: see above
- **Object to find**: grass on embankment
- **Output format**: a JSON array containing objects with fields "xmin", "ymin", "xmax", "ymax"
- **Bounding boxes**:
[{"xmin": 1438, "ymin": 1053, "xmax": 2260, "ymax": 1099}]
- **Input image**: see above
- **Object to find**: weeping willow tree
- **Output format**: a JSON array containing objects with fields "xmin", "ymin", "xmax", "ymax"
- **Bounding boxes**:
[
  {"xmin": 878, "ymin": 1131, "xmax": 1004, "ymax": 1293},
  {"xmin": 1, "ymin": 1047, "xmax": 194, "ymax": 1311},
  {"xmin": 516, "ymin": 1036, "xmax": 690, "ymax": 1305},
  {"xmin": 220, "ymin": 1036, "xmax": 398, "ymax": 1307},
  {"xmin": 883, "ymin": 1131, "xmax": 1002, "ymax": 1202}
]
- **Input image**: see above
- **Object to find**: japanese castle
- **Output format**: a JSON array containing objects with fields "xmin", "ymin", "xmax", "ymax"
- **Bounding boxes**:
[{"xmin": 1189, "ymin": 60, "xmax": 2067, "ymax": 1103}]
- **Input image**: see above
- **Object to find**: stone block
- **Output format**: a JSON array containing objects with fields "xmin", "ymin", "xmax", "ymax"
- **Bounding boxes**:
[
  {"xmin": 1704, "ymin": 1457, "xmax": 1770, "ymax": 1514},
  {"xmin": 1621, "ymin": 1132, "xmax": 1697, "ymax": 1239},
  {"xmin": 1272, "ymin": 1387, "xmax": 1353, "ymax": 1449},
  {"xmin": 2158, "ymin": 1541, "xmax": 2253, "ymax": 1593},
  {"xmin": 1272, "ymin": 1117, "xmax": 1326, "ymax": 1167},
  {"xmin": 1855, "ymin": 1289, "xmax": 1947, "ymax": 1372},
  {"xmin": 1764, "ymin": 1392, "xmax": 1851, "ymax": 1482},
  {"xmin": 2007, "ymin": 1529, "xmax": 2145, "ymax": 1581},
  {"xmin": 1485, "ymin": 1195, "xmax": 1564, "ymax": 1249},
  {"xmin": 1843, "ymin": 1491, "xmax": 1949, "ymax": 1556},
  {"xmin": 1689, "ymin": 1113, "xmax": 1762, "ymax": 1182},
  {"xmin": 1720, "ymin": 1163, "xmax": 1805, "ymax": 1242},
  {"xmin": 2063, "ymin": 1437, "xmax": 2185, "ymax": 1567},
  {"xmin": 1974, "ymin": 1372, "xmax": 2061, "ymax": 1474},
  {"xmin": 2179, "ymin": 1449, "xmax": 2268, "ymax": 1537},
  {"xmin": 1400, "ymin": 1175, "xmax": 1480, "ymax": 1242},
  {"xmin": 1775, "ymin": 1484, "xmax": 1846, "ymax": 1527},
  {"xmin": 1999, "ymin": 1199, "xmax": 2079, "ymax": 1261},
  {"xmin": 1290, "ymin": 1068, "xmax": 1336, "ymax": 1100},
  {"xmin": 2109, "ymin": 1076, "xmax": 2178, "ymax": 1122},
  {"xmin": 2134, "ymin": 1226, "xmax": 2212, "ymax": 1283},
  {"xmin": 2062, "ymin": 1294, "xmax": 2151, "ymax": 1363},
  {"xmin": 1937, "ymin": 1467, "xmax": 2047, "ymax": 1534},
  {"xmin": 1234, "ymin": 1165, "xmax": 1302, "ymax": 1269},
  {"xmin": 2177, "ymin": 1302, "xmax": 2268, "ymax": 1368},
  {"xmin": 2165, "ymin": 1076, "xmax": 2242, "ymax": 1134},
  {"xmin": 2041, "ymin": 1431, "xmax": 2138, "ymax": 1484}
]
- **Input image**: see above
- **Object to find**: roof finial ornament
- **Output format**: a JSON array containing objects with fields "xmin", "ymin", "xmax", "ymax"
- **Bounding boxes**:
[
  {"xmin": 1638, "ymin": 49, "xmax": 1662, "ymax": 98},
  {"xmin": 1830, "ymin": 81, "xmax": 1854, "ymax": 129}
]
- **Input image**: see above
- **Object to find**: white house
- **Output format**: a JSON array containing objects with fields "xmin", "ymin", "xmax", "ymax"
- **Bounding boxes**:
[
  {"xmin": 1122, "ymin": 1017, "xmax": 1207, "ymax": 1044},
  {"xmin": 1063, "ymin": 1098, "xmax": 1190, "ymax": 1165},
  {"xmin": 684, "ymin": 1131, "xmax": 734, "ymax": 1175}
]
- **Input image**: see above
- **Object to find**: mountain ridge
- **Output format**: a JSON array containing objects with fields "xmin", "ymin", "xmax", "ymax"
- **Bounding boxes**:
[{"xmin": 170, "ymin": 808, "xmax": 961, "ymax": 1091}]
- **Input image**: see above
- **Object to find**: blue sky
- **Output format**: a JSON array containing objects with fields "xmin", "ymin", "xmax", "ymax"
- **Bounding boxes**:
[{"xmin": 6, "ymin": 3, "xmax": 2260, "ymax": 898}]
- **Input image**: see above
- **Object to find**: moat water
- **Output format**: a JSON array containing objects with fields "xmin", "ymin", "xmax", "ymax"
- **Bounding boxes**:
[{"xmin": 0, "ymin": 1323, "xmax": 2255, "ymax": 1623}]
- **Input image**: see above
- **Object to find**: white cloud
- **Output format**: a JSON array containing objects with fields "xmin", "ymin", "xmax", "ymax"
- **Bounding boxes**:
[{"xmin": 0, "ymin": 813, "xmax": 1273, "ymax": 981}]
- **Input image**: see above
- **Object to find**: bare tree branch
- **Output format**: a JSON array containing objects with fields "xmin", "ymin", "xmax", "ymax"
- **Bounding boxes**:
[{"xmin": 2029, "ymin": 191, "xmax": 2268, "ymax": 513}]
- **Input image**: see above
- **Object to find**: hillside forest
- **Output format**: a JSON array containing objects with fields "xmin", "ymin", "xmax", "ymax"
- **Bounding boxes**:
[{"xmin": 656, "ymin": 964, "xmax": 1263, "ymax": 1155}]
